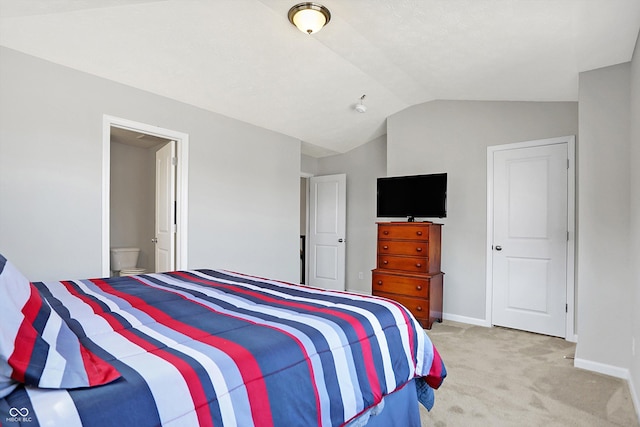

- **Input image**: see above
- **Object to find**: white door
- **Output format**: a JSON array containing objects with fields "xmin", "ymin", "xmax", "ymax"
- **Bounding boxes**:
[
  {"xmin": 308, "ymin": 174, "xmax": 346, "ymax": 291},
  {"xmin": 491, "ymin": 142, "xmax": 568, "ymax": 337},
  {"xmin": 154, "ymin": 141, "xmax": 176, "ymax": 273}
]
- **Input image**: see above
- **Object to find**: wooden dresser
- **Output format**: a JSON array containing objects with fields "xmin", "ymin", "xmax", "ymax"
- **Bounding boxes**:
[{"xmin": 372, "ymin": 222, "xmax": 443, "ymax": 329}]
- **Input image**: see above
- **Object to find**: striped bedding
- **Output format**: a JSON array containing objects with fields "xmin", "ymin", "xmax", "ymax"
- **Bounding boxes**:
[{"xmin": 1, "ymin": 268, "xmax": 446, "ymax": 427}]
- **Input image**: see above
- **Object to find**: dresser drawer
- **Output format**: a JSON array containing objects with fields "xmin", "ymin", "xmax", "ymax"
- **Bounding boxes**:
[
  {"xmin": 378, "ymin": 255, "xmax": 428, "ymax": 273},
  {"xmin": 372, "ymin": 271, "xmax": 429, "ymax": 298},
  {"xmin": 378, "ymin": 240, "xmax": 428, "ymax": 256},
  {"xmin": 378, "ymin": 223, "xmax": 430, "ymax": 241},
  {"xmin": 374, "ymin": 292, "xmax": 429, "ymax": 323}
]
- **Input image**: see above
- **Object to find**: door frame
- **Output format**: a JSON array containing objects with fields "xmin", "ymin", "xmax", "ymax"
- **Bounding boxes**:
[
  {"xmin": 301, "ymin": 173, "xmax": 312, "ymax": 285},
  {"xmin": 102, "ymin": 115, "xmax": 189, "ymax": 276},
  {"xmin": 486, "ymin": 135, "xmax": 576, "ymax": 341}
]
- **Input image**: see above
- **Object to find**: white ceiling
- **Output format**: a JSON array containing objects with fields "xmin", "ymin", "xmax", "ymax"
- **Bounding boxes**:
[{"xmin": 1, "ymin": 1, "xmax": 639, "ymax": 157}]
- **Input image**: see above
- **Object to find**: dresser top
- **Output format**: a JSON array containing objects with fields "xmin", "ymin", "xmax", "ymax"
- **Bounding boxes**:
[{"xmin": 376, "ymin": 221, "xmax": 442, "ymax": 226}]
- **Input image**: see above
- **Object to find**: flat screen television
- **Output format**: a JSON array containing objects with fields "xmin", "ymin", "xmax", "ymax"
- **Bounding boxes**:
[{"xmin": 377, "ymin": 173, "xmax": 447, "ymax": 220}]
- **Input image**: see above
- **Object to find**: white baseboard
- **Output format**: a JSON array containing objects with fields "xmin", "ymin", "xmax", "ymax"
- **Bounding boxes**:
[
  {"xmin": 573, "ymin": 357, "xmax": 629, "ymax": 379},
  {"xmin": 628, "ymin": 374, "xmax": 640, "ymax": 424},
  {"xmin": 566, "ymin": 333, "xmax": 578, "ymax": 343},
  {"xmin": 442, "ymin": 313, "xmax": 490, "ymax": 327},
  {"xmin": 574, "ymin": 358, "xmax": 640, "ymax": 423}
]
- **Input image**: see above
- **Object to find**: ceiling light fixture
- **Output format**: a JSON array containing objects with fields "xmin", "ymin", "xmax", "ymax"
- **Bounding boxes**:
[
  {"xmin": 355, "ymin": 95, "xmax": 367, "ymax": 113},
  {"xmin": 288, "ymin": 2, "xmax": 331, "ymax": 35}
]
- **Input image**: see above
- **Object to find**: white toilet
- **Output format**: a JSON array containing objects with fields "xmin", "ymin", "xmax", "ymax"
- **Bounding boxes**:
[{"xmin": 110, "ymin": 247, "xmax": 146, "ymax": 277}]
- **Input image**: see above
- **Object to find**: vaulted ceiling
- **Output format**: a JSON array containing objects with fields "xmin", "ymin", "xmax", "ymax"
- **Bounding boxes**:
[{"xmin": 1, "ymin": 0, "xmax": 639, "ymax": 156}]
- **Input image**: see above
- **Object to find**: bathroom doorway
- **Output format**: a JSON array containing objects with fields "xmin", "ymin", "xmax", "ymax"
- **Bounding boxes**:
[{"xmin": 102, "ymin": 116, "xmax": 189, "ymax": 277}]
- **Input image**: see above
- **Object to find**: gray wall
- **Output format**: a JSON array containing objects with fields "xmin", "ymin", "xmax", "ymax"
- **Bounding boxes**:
[
  {"xmin": 301, "ymin": 154, "xmax": 318, "ymax": 176},
  {"xmin": 316, "ymin": 135, "xmax": 387, "ymax": 294},
  {"xmin": 631, "ymin": 32, "xmax": 640, "ymax": 407},
  {"xmin": 575, "ymin": 63, "xmax": 632, "ymax": 372},
  {"xmin": 386, "ymin": 100, "xmax": 578, "ymax": 321},
  {"xmin": 110, "ymin": 141, "xmax": 158, "ymax": 273},
  {"xmin": 0, "ymin": 47, "xmax": 301, "ymax": 282}
]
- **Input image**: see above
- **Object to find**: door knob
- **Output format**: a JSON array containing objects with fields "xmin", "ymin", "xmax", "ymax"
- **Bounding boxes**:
[
  {"xmin": 151, "ymin": 238, "xmax": 158, "ymax": 244},
  {"xmin": 338, "ymin": 238, "xmax": 345, "ymax": 243},
  {"xmin": 495, "ymin": 245, "xmax": 502, "ymax": 251}
]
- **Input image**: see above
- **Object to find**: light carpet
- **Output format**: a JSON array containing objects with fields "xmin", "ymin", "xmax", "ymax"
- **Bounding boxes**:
[{"xmin": 419, "ymin": 321, "xmax": 638, "ymax": 427}]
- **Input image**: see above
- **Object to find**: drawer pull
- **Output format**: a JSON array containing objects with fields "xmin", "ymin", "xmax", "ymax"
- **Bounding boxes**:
[
  {"xmin": 377, "ymin": 280, "xmax": 383, "ymax": 286},
  {"xmin": 416, "ymin": 231, "xmax": 423, "ymax": 236},
  {"xmin": 383, "ymin": 230, "xmax": 389, "ymax": 235},
  {"xmin": 416, "ymin": 285, "xmax": 422, "ymax": 290},
  {"xmin": 415, "ymin": 263, "xmax": 422, "ymax": 268},
  {"xmin": 416, "ymin": 247, "xmax": 422, "ymax": 252},
  {"xmin": 383, "ymin": 245, "xmax": 389, "ymax": 250},
  {"xmin": 416, "ymin": 306, "xmax": 423, "ymax": 311},
  {"xmin": 383, "ymin": 260, "xmax": 389, "ymax": 265}
]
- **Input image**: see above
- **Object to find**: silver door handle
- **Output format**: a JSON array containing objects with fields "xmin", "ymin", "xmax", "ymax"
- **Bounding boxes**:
[
  {"xmin": 495, "ymin": 245, "xmax": 502, "ymax": 251},
  {"xmin": 151, "ymin": 238, "xmax": 158, "ymax": 243},
  {"xmin": 338, "ymin": 238, "xmax": 345, "ymax": 243}
]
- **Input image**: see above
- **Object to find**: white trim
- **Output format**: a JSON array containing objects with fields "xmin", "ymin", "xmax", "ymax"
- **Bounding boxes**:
[
  {"xmin": 101, "ymin": 120, "xmax": 111, "ymax": 277},
  {"xmin": 304, "ymin": 176, "xmax": 310, "ymax": 286},
  {"xmin": 485, "ymin": 135, "xmax": 576, "ymax": 340},
  {"xmin": 566, "ymin": 138, "xmax": 576, "ymax": 340},
  {"xmin": 297, "ymin": 174, "xmax": 312, "ymax": 285},
  {"xmin": 443, "ymin": 313, "xmax": 491, "ymax": 327},
  {"xmin": 574, "ymin": 358, "xmax": 640, "ymax": 422},
  {"xmin": 574, "ymin": 358, "xmax": 630, "ymax": 380},
  {"xmin": 102, "ymin": 115, "xmax": 189, "ymax": 277},
  {"xmin": 629, "ymin": 374, "xmax": 640, "ymax": 423}
]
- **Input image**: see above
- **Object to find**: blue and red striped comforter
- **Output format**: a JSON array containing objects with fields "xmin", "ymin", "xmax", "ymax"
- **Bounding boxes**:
[{"xmin": 1, "ymin": 269, "xmax": 445, "ymax": 426}]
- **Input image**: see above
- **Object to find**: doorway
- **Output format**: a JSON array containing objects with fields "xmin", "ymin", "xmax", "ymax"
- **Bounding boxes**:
[
  {"xmin": 300, "ymin": 176, "xmax": 309, "ymax": 284},
  {"xmin": 486, "ymin": 136, "xmax": 575, "ymax": 340},
  {"xmin": 102, "ymin": 116, "xmax": 189, "ymax": 277}
]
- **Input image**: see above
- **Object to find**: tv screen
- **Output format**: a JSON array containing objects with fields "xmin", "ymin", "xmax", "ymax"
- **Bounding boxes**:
[{"xmin": 377, "ymin": 173, "xmax": 447, "ymax": 219}]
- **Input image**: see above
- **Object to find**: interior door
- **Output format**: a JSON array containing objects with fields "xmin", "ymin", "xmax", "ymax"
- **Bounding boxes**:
[
  {"xmin": 154, "ymin": 141, "xmax": 176, "ymax": 273},
  {"xmin": 308, "ymin": 174, "xmax": 346, "ymax": 291},
  {"xmin": 491, "ymin": 143, "xmax": 568, "ymax": 337}
]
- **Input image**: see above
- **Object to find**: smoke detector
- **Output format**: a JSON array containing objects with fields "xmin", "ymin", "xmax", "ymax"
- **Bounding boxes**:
[{"xmin": 355, "ymin": 95, "xmax": 367, "ymax": 113}]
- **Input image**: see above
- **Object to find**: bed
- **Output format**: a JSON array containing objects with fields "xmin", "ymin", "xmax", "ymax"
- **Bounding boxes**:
[{"xmin": 0, "ymin": 254, "xmax": 446, "ymax": 426}]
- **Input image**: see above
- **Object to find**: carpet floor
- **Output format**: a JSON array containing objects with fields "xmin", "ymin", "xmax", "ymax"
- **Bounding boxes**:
[{"xmin": 419, "ymin": 321, "xmax": 638, "ymax": 427}]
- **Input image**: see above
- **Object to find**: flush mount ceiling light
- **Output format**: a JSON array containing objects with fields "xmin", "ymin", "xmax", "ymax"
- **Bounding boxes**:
[{"xmin": 288, "ymin": 2, "xmax": 331, "ymax": 34}]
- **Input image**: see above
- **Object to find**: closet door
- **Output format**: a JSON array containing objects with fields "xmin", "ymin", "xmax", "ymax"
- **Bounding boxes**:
[
  {"xmin": 308, "ymin": 174, "xmax": 346, "ymax": 291},
  {"xmin": 491, "ymin": 142, "xmax": 568, "ymax": 337}
]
